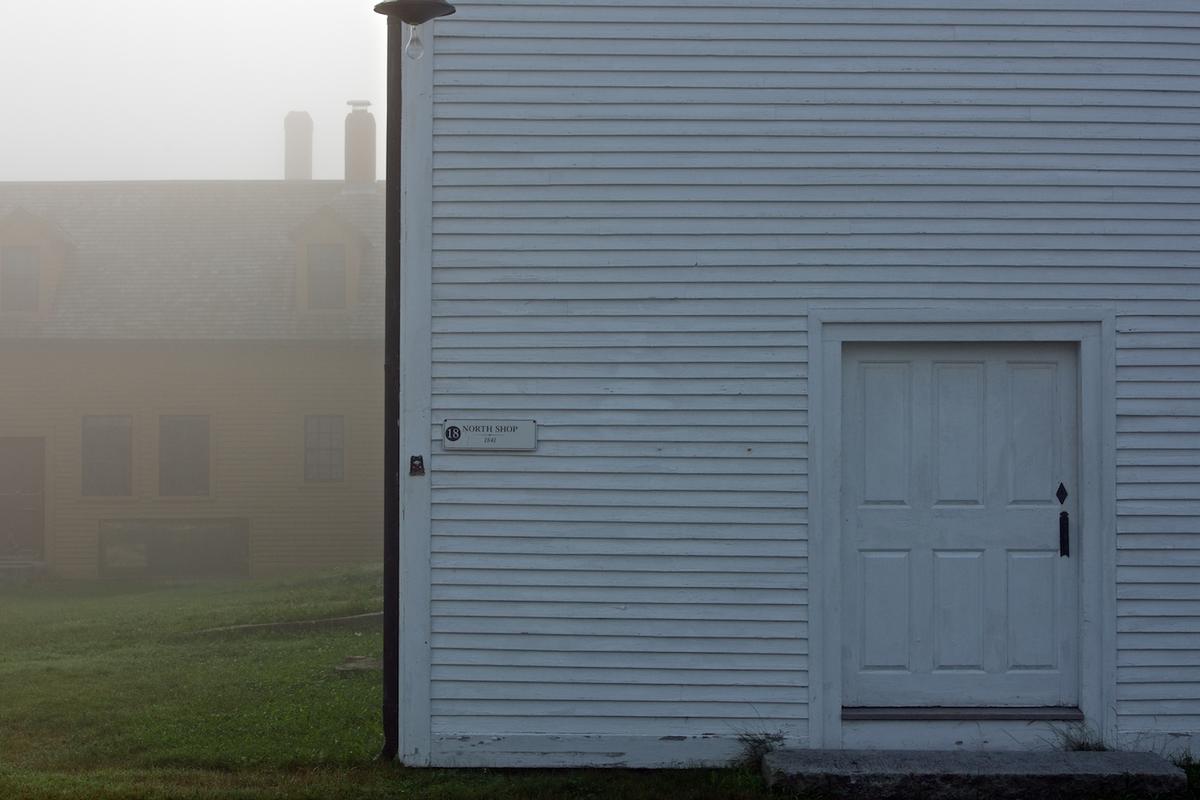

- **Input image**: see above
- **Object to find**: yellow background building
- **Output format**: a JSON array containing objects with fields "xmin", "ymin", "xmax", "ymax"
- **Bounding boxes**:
[{"xmin": 0, "ymin": 169, "xmax": 383, "ymax": 579}]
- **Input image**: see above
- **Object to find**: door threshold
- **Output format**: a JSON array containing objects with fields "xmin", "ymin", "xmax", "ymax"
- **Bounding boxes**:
[{"xmin": 843, "ymin": 706, "xmax": 1084, "ymax": 722}]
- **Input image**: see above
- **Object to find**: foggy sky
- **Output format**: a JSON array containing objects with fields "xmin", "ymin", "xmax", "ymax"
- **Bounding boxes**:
[{"xmin": 0, "ymin": 0, "xmax": 388, "ymax": 182}]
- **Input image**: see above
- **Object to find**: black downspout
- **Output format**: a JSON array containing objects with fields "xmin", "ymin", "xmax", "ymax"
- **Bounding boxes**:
[{"xmin": 379, "ymin": 12, "xmax": 403, "ymax": 762}]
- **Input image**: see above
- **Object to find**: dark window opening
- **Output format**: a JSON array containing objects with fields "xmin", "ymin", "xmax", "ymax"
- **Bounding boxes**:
[
  {"xmin": 0, "ymin": 437, "xmax": 45, "ymax": 560},
  {"xmin": 306, "ymin": 243, "xmax": 347, "ymax": 310},
  {"xmin": 1, "ymin": 246, "xmax": 40, "ymax": 312},
  {"xmin": 159, "ymin": 415, "xmax": 210, "ymax": 496},
  {"xmin": 305, "ymin": 415, "xmax": 345, "ymax": 482},
  {"xmin": 82, "ymin": 416, "xmax": 132, "ymax": 496}
]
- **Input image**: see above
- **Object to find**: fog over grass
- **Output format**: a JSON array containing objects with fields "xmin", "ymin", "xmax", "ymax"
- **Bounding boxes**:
[{"xmin": 0, "ymin": 0, "xmax": 387, "ymax": 181}]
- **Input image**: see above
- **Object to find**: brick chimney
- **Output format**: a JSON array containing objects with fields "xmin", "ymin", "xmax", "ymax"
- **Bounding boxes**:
[
  {"xmin": 284, "ymin": 111, "xmax": 313, "ymax": 181},
  {"xmin": 344, "ymin": 100, "xmax": 376, "ymax": 187}
]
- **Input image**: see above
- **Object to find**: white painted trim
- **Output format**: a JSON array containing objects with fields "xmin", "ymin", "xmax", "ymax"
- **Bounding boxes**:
[
  {"xmin": 808, "ymin": 305, "xmax": 1117, "ymax": 749},
  {"xmin": 1095, "ymin": 314, "xmax": 1119, "ymax": 746},
  {"xmin": 397, "ymin": 22, "xmax": 437, "ymax": 767},
  {"xmin": 430, "ymin": 734, "xmax": 780, "ymax": 768},
  {"xmin": 805, "ymin": 304, "xmax": 832, "ymax": 747}
]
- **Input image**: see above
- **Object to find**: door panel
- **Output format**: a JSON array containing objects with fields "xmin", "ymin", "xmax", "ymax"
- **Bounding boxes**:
[
  {"xmin": 1007, "ymin": 551, "xmax": 1057, "ymax": 670},
  {"xmin": 0, "ymin": 438, "xmax": 45, "ymax": 561},
  {"xmin": 842, "ymin": 342, "xmax": 1078, "ymax": 708},
  {"xmin": 932, "ymin": 550, "xmax": 984, "ymax": 671},
  {"xmin": 860, "ymin": 550, "xmax": 911, "ymax": 670},
  {"xmin": 933, "ymin": 362, "xmax": 984, "ymax": 506},
  {"xmin": 861, "ymin": 362, "xmax": 911, "ymax": 505}
]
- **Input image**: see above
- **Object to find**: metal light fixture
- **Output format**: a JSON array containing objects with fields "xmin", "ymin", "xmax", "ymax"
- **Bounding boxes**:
[
  {"xmin": 375, "ymin": 0, "xmax": 456, "ymax": 57},
  {"xmin": 374, "ymin": 0, "xmax": 455, "ymax": 25}
]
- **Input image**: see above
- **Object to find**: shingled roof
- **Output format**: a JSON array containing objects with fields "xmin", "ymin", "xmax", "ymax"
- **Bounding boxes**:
[{"xmin": 0, "ymin": 181, "xmax": 383, "ymax": 341}]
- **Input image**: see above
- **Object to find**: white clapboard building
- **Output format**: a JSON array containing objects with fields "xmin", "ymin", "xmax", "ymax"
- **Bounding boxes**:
[{"xmin": 385, "ymin": 0, "xmax": 1200, "ymax": 767}]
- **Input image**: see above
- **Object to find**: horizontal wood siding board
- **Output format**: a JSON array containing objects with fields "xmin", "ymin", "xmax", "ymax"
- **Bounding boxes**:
[
  {"xmin": 434, "ymin": 649, "xmax": 809, "ymax": 667},
  {"xmin": 432, "ymin": 271, "xmax": 1200, "ymax": 288},
  {"xmin": 432, "ymin": 587, "xmax": 808, "ymax": 603},
  {"xmin": 431, "ymin": 600, "xmax": 806, "ymax": 622},
  {"xmin": 433, "ymin": 135, "xmax": 1200, "ymax": 154},
  {"xmin": 446, "ymin": 19, "xmax": 1200, "ymax": 32},
  {"xmin": 431, "ymin": 666, "xmax": 807, "ymax": 685},
  {"xmin": 432, "ymin": 536, "xmax": 807, "ymax": 555},
  {"xmin": 1120, "ymin": 652, "xmax": 1200, "ymax": 667},
  {"xmin": 431, "ymin": 700, "xmax": 806, "ymax": 717},
  {"xmin": 449, "ymin": 3, "xmax": 1200, "ymax": 21},
  {"xmin": 428, "ymin": 2, "xmax": 1200, "ymax": 743},
  {"xmin": 431, "ymin": 251, "xmax": 1200, "ymax": 268},
  {"xmin": 453, "ymin": 0, "xmax": 1199, "ymax": 11},
  {"xmin": 430, "ymin": 717, "xmax": 807, "ymax": 737},
  {"xmin": 431, "ymin": 631, "xmax": 808, "ymax": 653},
  {"xmin": 432, "ymin": 570, "xmax": 805, "ymax": 591}
]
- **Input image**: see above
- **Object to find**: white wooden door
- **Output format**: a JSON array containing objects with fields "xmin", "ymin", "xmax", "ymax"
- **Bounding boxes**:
[{"xmin": 841, "ymin": 342, "xmax": 1078, "ymax": 708}]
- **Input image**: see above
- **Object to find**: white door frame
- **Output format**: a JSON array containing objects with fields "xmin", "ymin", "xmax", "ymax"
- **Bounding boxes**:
[{"xmin": 807, "ymin": 306, "xmax": 1117, "ymax": 749}]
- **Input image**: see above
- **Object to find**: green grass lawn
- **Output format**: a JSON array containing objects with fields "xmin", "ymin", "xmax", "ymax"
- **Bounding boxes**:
[{"xmin": 0, "ymin": 567, "xmax": 774, "ymax": 799}]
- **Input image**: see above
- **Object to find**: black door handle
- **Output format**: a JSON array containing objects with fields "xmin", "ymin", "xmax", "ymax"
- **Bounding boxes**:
[{"xmin": 1059, "ymin": 511, "xmax": 1070, "ymax": 558}]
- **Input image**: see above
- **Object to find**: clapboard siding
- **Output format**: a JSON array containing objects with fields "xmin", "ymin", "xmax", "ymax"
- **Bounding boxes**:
[{"xmin": 426, "ymin": 0, "xmax": 1200, "ymax": 750}]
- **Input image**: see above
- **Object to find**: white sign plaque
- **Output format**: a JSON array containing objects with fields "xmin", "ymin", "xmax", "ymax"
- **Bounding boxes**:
[{"xmin": 442, "ymin": 419, "xmax": 537, "ymax": 451}]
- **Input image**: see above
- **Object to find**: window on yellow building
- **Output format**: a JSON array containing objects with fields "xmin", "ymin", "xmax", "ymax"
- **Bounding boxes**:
[
  {"xmin": 1, "ymin": 245, "xmax": 40, "ymax": 312},
  {"xmin": 82, "ymin": 416, "xmax": 132, "ymax": 496},
  {"xmin": 159, "ymin": 416, "xmax": 210, "ymax": 496},
  {"xmin": 306, "ymin": 243, "xmax": 347, "ymax": 310},
  {"xmin": 304, "ymin": 415, "xmax": 344, "ymax": 482}
]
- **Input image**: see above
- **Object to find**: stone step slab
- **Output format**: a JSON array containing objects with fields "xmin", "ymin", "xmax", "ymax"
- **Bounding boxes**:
[{"xmin": 762, "ymin": 749, "xmax": 1188, "ymax": 800}]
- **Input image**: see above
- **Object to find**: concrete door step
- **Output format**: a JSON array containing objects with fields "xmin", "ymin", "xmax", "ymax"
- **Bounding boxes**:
[{"xmin": 762, "ymin": 749, "xmax": 1188, "ymax": 800}]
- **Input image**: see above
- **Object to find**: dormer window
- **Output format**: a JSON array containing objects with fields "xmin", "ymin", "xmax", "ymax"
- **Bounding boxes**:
[
  {"xmin": 1, "ymin": 245, "xmax": 40, "ymax": 312},
  {"xmin": 306, "ymin": 243, "xmax": 347, "ymax": 310},
  {"xmin": 0, "ymin": 208, "xmax": 70, "ymax": 318},
  {"xmin": 292, "ymin": 207, "xmax": 366, "ymax": 314}
]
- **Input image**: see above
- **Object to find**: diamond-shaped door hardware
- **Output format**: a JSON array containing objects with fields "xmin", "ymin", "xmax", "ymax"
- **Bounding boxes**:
[{"xmin": 1056, "ymin": 483, "xmax": 1068, "ymax": 505}]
